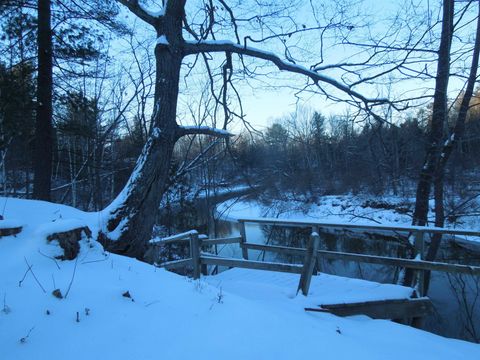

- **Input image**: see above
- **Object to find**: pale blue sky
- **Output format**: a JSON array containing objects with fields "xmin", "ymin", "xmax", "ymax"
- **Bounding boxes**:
[{"xmin": 113, "ymin": 0, "xmax": 475, "ymax": 132}]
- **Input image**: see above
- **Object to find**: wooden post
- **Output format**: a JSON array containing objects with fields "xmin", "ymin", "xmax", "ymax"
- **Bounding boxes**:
[
  {"xmin": 314, "ymin": 230, "xmax": 323, "ymax": 274},
  {"xmin": 411, "ymin": 230, "xmax": 425, "ymax": 329},
  {"xmin": 239, "ymin": 221, "xmax": 249, "ymax": 260},
  {"xmin": 298, "ymin": 226, "xmax": 320, "ymax": 296},
  {"xmin": 414, "ymin": 231, "xmax": 425, "ymax": 296},
  {"xmin": 190, "ymin": 232, "xmax": 201, "ymax": 280}
]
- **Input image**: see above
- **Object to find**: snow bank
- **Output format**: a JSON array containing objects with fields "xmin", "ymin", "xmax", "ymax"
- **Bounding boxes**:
[
  {"xmin": 0, "ymin": 197, "xmax": 479, "ymax": 359},
  {"xmin": 0, "ymin": 219, "xmax": 23, "ymax": 229}
]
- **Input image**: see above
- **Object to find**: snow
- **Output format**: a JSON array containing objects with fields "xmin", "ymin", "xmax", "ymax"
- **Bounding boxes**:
[
  {"xmin": 149, "ymin": 229, "xmax": 198, "ymax": 244},
  {"xmin": 0, "ymin": 219, "xmax": 23, "ymax": 229},
  {"xmin": 156, "ymin": 35, "xmax": 168, "ymax": 45},
  {"xmin": 180, "ymin": 125, "xmax": 233, "ymax": 137},
  {"xmin": 138, "ymin": 0, "xmax": 166, "ymax": 17},
  {"xmin": 35, "ymin": 219, "xmax": 89, "ymax": 239},
  {"xmin": 100, "ymin": 132, "xmax": 158, "ymax": 239},
  {"xmin": 1, "ymin": 197, "xmax": 479, "ymax": 359},
  {"xmin": 151, "ymin": 126, "xmax": 162, "ymax": 138},
  {"xmin": 206, "ymin": 268, "xmax": 414, "ymax": 306}
]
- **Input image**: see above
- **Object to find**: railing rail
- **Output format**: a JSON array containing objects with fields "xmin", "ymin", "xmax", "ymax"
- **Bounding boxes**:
[
  {"xmin": 236, "ymin": 217, "xmax": 480, "ymax": 237},
  {"xmin": 243, "ymin": 243, "xmax": 480, "ymax": 276},
  {"xmin": 153, "ymin": 217, "xmax": 480, "ymax": 298}
]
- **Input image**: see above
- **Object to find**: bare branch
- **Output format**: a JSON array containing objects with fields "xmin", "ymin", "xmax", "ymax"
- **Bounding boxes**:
[
  {"xmin": 178, "ymin": 125, "xmax": 234, "ymax": 138},
  {"xmin": 116, "ymin": 0, "xmax": 158, "ymax": 27},
  {"xmin": 183, "ymin": 40, "xmax": 388, "ymax": 107}
]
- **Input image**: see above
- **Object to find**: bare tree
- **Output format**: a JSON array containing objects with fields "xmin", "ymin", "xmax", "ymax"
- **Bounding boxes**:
[
  {"xmin": 404, "ymin": 0, "xmax": 480, "ymax": 292},
  {"xmin": 100, "ymin": 0, "xmax": 396, "ymax": 257}
]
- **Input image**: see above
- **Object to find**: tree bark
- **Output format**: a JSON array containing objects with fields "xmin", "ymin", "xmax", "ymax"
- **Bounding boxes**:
[
  {"xmin": 404, "ymin": 0, "xmax": 454, "ymax": 288},
  {"xmin": 411, "ymin": 0, "xmax": 454, "ymax": 227},
  {"xmin": 101, "ymin": 1, "xmax": 186, "ymax": 259},
  {"xmin": 422, "ymin": 0, "xmax": 480, "ymax": 294},
  {"xmin": 33, "ymin": 0, "xmax": 54, "ymax": 201}
]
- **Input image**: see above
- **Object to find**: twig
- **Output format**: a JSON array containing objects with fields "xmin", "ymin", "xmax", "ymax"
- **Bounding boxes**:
[
  {"xmin": 2, "ymin": 292, "xmax": 10, "ymax": 314},
  {"xmin": 19, "ymin": 326, "xmax": 35, "ymax": 344},
  {"xmin": 1, "ymin": 195, "xmax": 9, "ymax": 217},
  {"xmin": 22, "ymin": 258, "xmax": 46, "ymax": 293},
  {"xmin": 145, "ymin": 300, "xmax": 162, "ymax": 307},
  {"xmin": 64, "ymin": 255, "xmax": 78, "ymax": 299},
  {"xmin": 18, "ymin": 267, "xmax": 31, "ymax": 287},
  {"xmin": 38, "ymin": 250, "xmax": 61, "ymax": 270},
  {"xmin": 81, "ymin": 258, "xmax": 108, "ymax": 265}
]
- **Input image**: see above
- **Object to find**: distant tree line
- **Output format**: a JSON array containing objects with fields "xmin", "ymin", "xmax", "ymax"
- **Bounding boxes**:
[{"xmin": 225, "ymin": 104, "xmax": 480, "ymax": 199}]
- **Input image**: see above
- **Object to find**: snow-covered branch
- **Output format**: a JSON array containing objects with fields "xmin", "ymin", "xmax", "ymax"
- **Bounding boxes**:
[
  {"xmin": 183, "ymin": 40, "xmax": 389, "ymax": 107},
  {"xmin": 117, "ymin": 0, "xmax": 162, "ymax": 26},
  {"xmin": 178, "ymin": 125, "xmax": 234, "ymax": 138}
]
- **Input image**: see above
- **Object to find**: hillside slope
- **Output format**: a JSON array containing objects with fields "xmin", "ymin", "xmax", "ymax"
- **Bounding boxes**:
[{"xmin": 0, "ymin": 197, "xmax": 479, "ymax": 359}]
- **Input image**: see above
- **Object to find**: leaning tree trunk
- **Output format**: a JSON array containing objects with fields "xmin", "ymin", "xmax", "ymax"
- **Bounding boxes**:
[
  {"xmin": 100, "ymin": 1, "xmax": 186, "ymax": 259},
  {"xmin": 422, "ymin": 1, "xmax": 480, "ymax": 294},
  {"xmin": 403, "ymin": 0, "xmax": 454, "ymax": 288}
]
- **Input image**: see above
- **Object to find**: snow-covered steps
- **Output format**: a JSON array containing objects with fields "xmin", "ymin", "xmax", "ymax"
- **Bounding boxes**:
[{"xmin": 0, "ymin": 219, "xmax": 23, "ymax": 237}]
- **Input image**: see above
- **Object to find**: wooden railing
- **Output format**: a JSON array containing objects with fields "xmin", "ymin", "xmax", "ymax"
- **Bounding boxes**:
[{"xmin": 150, "ymin": 218, "xmax": 480, "ymax": 297}]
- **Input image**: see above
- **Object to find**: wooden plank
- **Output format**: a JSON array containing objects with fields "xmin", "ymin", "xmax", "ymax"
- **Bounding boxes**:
[
  {"xmin": 236, "ymin": 217, "xmax": 480, "ymax": 236},
  {"xmin": 298, "ymin": 228, "xmax": 320, "ymax": 296},
  {"xmin": 160, "ymin": 258, "xmax": 193, "ymax": 269},
  {"xmin": 242, "ymin": 243, "xmax": 480, "ymax": 275},
  {"xmin": 190, "ymin": 232, "xmax": 201, "ymax": 279},
  {"xmin": 200, "ymin": 256, "xmax": 303, "ymax": 274},
  {"xmin": 305, "ymin": 298, "xmax": 432, "ymax": 319},
  {"xmin": 239, "ymin": 221, "xmax": 249, "ymax": 260},
  {"xmin": 316, "ymin": 249, "xmax": 480, "ymax": 275},
  {"xmin": 202, "ymin": 236, "xmax": 242, "ymax": 246},
  {"xmin": 244, "ymin": 243, "xmax": 305, "ymax": 256},
  {"xmin": 149, "ymin": 230, "xmax": 198, "ymax": 245}
]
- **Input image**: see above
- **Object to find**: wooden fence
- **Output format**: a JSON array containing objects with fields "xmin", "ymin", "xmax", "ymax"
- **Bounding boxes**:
[{"xmin": 150, "ymin": 218, "xmax": 480, "ymax": 297}]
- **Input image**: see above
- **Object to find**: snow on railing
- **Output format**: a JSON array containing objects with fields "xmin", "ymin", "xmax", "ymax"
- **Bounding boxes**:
[{"xmin": 149, "ymin": 230, "xmax": 198, "ymax": 244}]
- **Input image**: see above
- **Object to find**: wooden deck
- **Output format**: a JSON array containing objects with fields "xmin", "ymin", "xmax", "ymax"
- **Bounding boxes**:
[{"xmin": 151, "ymin": 218, "xmax": 480, "ymax": 324}]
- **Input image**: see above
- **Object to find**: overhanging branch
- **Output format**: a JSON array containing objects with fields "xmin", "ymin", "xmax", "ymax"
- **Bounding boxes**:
[
  {"xmin": 178, "ymin": 125, "xmax": 234, "ymax": 138},
  {"xmin": 183, "ymin": 40, "xmax": 389, "ymax": 108},
  {"xmin": 117, "ymin": 0, "xmax": 159, "ymax": 27}
]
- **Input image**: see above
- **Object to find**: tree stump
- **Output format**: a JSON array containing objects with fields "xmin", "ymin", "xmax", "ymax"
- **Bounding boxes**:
[
  {"xmin": 47, "ymin": 226, "xmax": 92, "ymax": 260},
  {"xmin": 0, "ymin": 226, "xmax": 23, "ymax": 237},
  {"xmin": 0, "ymin": 219, "xmax": 23, "ymax": 238}
]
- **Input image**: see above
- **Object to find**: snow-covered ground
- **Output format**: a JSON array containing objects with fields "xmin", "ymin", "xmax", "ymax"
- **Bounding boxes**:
[
  {"xmin": 218, "ymin": 195, "xmax": 413, "ymax": 223},
  {"xmin": 1, "ymin": 197, "xmax": 480, "ymax": 359}
]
